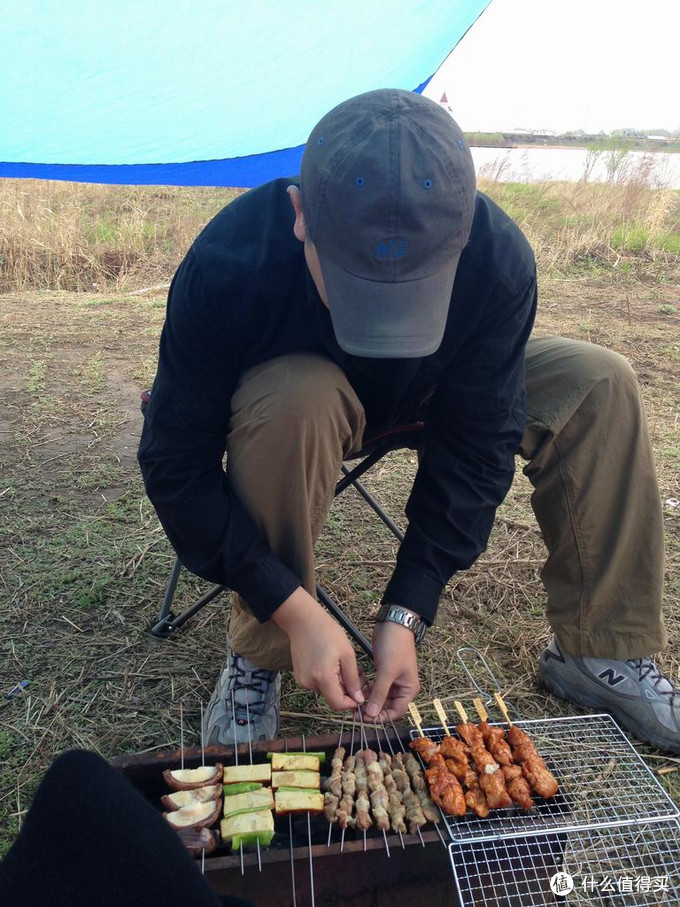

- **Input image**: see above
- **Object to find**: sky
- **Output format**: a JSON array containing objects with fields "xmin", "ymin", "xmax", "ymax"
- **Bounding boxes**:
[{"xmin": 423, "ymin": 0, "xmax": 680, "ymax": 135}]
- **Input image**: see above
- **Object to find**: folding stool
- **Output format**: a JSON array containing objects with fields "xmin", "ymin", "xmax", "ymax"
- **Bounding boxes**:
[{"xmin": 141, "ymin": 390, "xmax": 423, "ymax": 659}]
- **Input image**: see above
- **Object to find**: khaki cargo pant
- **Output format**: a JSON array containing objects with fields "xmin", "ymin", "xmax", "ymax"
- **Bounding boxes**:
[{"xmin": 226, "ymin": 337, "xmax": 666, "ymax": 670}]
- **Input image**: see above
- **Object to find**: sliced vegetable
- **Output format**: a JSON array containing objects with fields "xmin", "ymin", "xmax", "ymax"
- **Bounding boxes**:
[
  {"xmin": 220, "ymin": 808, "xmax": 275, "ymax": 848},
  {"xmin": 275, "ymin": 788, "xmax": 324, "ymax": 815},
  {"xmin": 223, "ymin": 787, "xmax": 275, "ymax": 818},
  {"xmin": 163, "ymin": 764, "xmax": 223, "ymax": 791},
  {"xmin": 269, "ymin": 753, "xmax": 322, "ymax": 772},
  {"xmin": 222, "ymin": 764, "xmax": 272, "ymax": 785},
  {"xmin": 176, "ymin": 826, "xmax": 219, "ymax": 857},
  {"xmin": 271, "ymin": 770, "xmax": 320, "ymax": 790},
  {"xmin": 161, "ymin": 785, "xmax": 222, "ymax": 811},
  {"xmin": 223, "ymin": 782, "xmax": 262, "ymax": 797},
  {"xmin": 267, "ymin": 751, "xmax": 326, "ymax": 763},
  {"xmin": 163, "ymin": 799, "xmax": 222, "ymax": 830},
  {"xmin": 231, "ymin": 830, "xmax": 275, "ymax": 850}
]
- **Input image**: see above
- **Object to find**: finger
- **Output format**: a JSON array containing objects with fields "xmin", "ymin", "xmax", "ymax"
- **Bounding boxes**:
[
  {"xmin": 315, "ymin": 670, "xmax": 361, "ymax": 712},
  {"xmin": 364, "ymin": 674, "xmax": 393, "ymax": 719},
  {"xmin": 339, "ymin": 652, "xmax": 365, "ymax": 705}
]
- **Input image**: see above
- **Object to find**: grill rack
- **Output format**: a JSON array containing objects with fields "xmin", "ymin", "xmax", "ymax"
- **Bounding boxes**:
[
  {"xmin": 450, "ymin": 820, "xmax": 680, "ymax": 906},
  {"xmin": 410, "ymin": 714, "xmax": 679, "ymax": 844}
]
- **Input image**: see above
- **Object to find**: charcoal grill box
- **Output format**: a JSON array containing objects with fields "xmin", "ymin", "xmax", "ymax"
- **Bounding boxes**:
[{"xmin": 112, "ymin": 730, "xmax": 460, "ymax": 907}]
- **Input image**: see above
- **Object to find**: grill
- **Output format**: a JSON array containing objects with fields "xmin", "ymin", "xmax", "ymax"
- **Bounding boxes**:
[
  {"xmin": 450, "ymin": 821, "xmax": 680, "ymax": 906},
  {"xmin": 412, "ymin": 714, "xmax": 679, "ymax": 843}
]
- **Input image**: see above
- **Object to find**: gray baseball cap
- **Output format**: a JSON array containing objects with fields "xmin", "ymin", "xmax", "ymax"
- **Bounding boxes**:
[{"xmin": 300, "ymin": 88, "xmax": 476, "ymax": 359}]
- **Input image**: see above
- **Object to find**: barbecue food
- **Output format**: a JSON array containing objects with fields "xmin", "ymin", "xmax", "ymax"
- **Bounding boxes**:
[
  {"xmin": 271, "ymin": 770, "xmax": 320, "ymax": 790},
  {"xmin": 410, "ymin": 737, "xmax": 440, "ymax": 763},
  {"xmin": 392, "ymin": 753, "xmax": 427, "ymax": 834},
  {"xmin": 163, "ymin": 763, "xmax": 224, "ymax": 790},
  {"xmin": 479, "ymin": 722, "xmax": 513, "ymax": 766},
  {"xmin": 364, "ymin": 749, "xmax": 390, "ymax": 831},
  {"xmin": 176, "ymin": 826, "xmax": 218, "ymax": 857},
  {"xmin": 439, "ymin": 736, "xmax": 471, "ymax": 779},
  {"xmin": 354, "ymin": 750, "xmax": 373, "ymax": 831},
  {"xmin": 378, "ymin": 752, "xmax": 407, "ymax": 834},
  {"xmin": 164, "ymin": 798, "xmax": 222, "ymax": 830},
  {"xmin": 269, "ymin": 753, "xmax": 323, "ymax": 772},
  {"xmin": 455, "ymin": 722, "xmax": 512, "ymax": 808},
  {"xmin": 161, "ymin": 784, "xmax": 222, "ymax": 811},
  {"xmin": 424, "ymin": 754, "xmax": 466, "ymax": 816},
  {"xmin": 222, "ymin": 763, "xmax": 272, "ymax": 785},
  {"xmin": 336, "ymin": 753, "xmax": 356, "ymax": 829},
  {"xmin": 223, "ymin": 787, "xmax": 275, "ymax": 817},
  {"xmin": 275, "ymin": 788, "xmax": 324, "ymax": 815},
  {"xmin": 501, "ymin": 763, "xmax": 535, "ymax": 810},
  {"xmin": 507, "ymin": 725, "xmax": 558, "ymax": 798},
  {"xmin": 220, "ymin": 808, "xmax": 275, "ymax": 850},
  {"xmin": 401, "ymin": 752, "xmax": 441, "ymax": 824}
]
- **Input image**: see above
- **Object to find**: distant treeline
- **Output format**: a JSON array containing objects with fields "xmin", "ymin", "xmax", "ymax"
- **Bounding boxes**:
[{"xmin": 466, "ymin": 133, "xmax": 680, "ymax": 153}]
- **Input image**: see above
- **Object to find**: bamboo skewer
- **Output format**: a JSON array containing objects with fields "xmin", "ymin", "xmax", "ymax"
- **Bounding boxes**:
[
  {"xmin": 472, "ymin": 697, "xmax": 488, "ymax": 722},
  {"xmin": 408, "ymin": 702, "xmax": 425, "ymax": 737},
  {"xmin": 454, "ymin": 700, "xmax": 469, "ymax": 724},
  {"xmin": 494, "ymin": 693, "xmax": 513, "ymax": 726},
  {"xmin": 432, "ymin": 698, "xmax": 451, "ymax": 735}
]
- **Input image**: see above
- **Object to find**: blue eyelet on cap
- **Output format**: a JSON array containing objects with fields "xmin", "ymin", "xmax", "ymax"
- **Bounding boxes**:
[
  {"xmin": 317, "ymin": 136, "xmax": 325, "ymax": 146},
  {"xmin": 355, "ymin": 177, "xmax": 365, "ymax": 187},
  {"xmin": 423, "ymin": 179, "xmax": 433, "ymax": 189},
  {"xmin": 457, "ymin": 139, "xmax": 465, "ymax": 149}
]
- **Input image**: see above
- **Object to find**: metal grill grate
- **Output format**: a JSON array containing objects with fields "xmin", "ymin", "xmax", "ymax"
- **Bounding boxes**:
[
  {"xmin": 411, "ymin": 714, "xmax": 678, "ymax": 843},
  {"xmin": 449, "ymin": 820, "xmax": 680, "ymax": 906}
]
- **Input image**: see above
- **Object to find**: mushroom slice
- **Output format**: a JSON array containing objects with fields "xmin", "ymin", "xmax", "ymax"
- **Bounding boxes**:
[
  {"xmin": 161, "ymin": 784, "xmax": 222, "ymax": 811},
  {"xmin": 163, "ymin": 763, "xmax": 223, "ymax": 790},
  {"xmin": 163, "ymin": 799, "xmax": 222, "ymax": 830},
  {"xmin": 176, "ymin": 826, "xmax": 219, "ymax": 857}
]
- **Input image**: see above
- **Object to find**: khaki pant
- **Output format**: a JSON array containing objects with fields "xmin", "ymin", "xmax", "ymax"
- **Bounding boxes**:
[{"xmin": 226, "ymin": 338, "xmax": 666, "ymax": 670}]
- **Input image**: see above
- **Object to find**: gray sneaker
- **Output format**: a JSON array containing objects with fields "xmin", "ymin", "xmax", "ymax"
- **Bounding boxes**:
[
  {"xmin": 538, "ymin": 636, "xmax": 680, "ymax": 753},
  {"xmin": 203, "ymin": 649, "xmax": 281, "ymax": 746}
]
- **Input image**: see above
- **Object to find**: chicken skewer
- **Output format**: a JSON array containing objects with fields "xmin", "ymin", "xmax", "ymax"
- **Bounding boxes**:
[
  {"xmin": 435, "ymin": 699, "xmax": 489, "ymax": 818},
  {"xmin": 373, "ymin": 726, "xmax": 406, "ymax": 847},
  {"xmin": 454, "ymin": 700, "xmax": 512, "ymax": 810},
  {"xmin": 494, "ymin": 694, "xmax": 559, "ymax": 799},
  {"xmin": 472, "ymin": 698, "xmax": 533, "ymax": 810},
  {"xmin": 409, "ymin": 702, "xmax": 466, "ymax": 816}
]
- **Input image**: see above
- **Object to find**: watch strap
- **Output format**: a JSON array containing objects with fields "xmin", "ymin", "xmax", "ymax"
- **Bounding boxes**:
[{"xmin": 376, "ymin": 603, "xmax": 427, "ymax": 645}]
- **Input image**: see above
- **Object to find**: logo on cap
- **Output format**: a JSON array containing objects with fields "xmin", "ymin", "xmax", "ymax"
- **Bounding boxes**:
[{"xmin": 373, "ymin": 237, "xmax": 408, "ymax": 260}]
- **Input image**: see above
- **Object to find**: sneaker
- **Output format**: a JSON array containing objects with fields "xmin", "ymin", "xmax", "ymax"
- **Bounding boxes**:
[
  {"xmin": 203, "ymin": 648, "xmax": 281, "ymax": 746},
  {"xmin": 538, "ymin": 636, "xmax": 680, "ymax": 754}
]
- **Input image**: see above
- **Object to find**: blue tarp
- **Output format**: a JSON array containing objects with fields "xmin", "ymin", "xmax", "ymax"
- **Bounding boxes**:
[{"xmin": 0, "ymin": 1, "xmax": 489, "ymax": 186}]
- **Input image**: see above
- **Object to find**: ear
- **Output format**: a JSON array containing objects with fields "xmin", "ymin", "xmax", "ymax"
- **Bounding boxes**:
[{"xmin": 287, "ymin": 185, "xmax": 307, "ymax": 243}]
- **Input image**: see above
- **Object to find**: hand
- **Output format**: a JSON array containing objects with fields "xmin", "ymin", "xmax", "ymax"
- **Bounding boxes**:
[
  {"xmin": 272, "ymin": 587, "xmax": 365, "ymax": 711},
  {"xmin": 364, "ymin": 621, "xmax": 420, "ymax": 722}
]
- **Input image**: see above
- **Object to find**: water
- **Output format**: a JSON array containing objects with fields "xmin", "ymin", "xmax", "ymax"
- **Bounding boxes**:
[{"xmin": 470, "ymin": 146, "xmax": 680, "ymax": 189}]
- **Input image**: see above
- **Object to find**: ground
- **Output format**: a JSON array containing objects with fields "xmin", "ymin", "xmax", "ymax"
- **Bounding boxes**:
[{"xmin": 0, "ymin": 271, "xmax": 679, "ymax": 853}]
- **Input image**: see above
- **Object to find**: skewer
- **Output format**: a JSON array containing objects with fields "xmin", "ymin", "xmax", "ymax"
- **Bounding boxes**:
[
  {"xmin": 327, "ymin": 718, "xmax": 345, "ymax": 848},
  {"xmin": 199, "ymin": 702, "xmax": 206, "ymax": 874},
  {"xmin": 494, "ymin": 693, "xmax": 514, "ymax": 726},
  {"xmin": 356, "ymin": 708, "xmax": 371, "ymax": 854},
  {"xmin": 374, "ymin": 723, "xmax": 405, "ymax": 850},
  {"xmin": 387, "ymin": 717, "xmax": 428, "ymax": 849},
  {"xmin": 179, "ymin": 703, "xmax": 184, "ymax": 770},
  {"xmin": 301, "ymin": 735, "xmax": 316, "ymax": 907},
  {"xmin": 284, "ymin": 737, "xmax": 297, "ymax": 907},
  {"xmin": 472, "ymin": 698, "xmax": 488, "ymax": 722},
  {"xmin": 230, "ymin": 691, "xmax": 245, "ymax": 877},
  {"xmin": 454, "ymin": 700, "xmax": 469, "ymax": 724},
  {"xmin": 432, "ymin": 698, "xmax": 451, "ymax": 735},
  {"xmin": 407, "ymin": 702, "xmax": 425, "ymax": 737},
  {"xmin": 242, "ymin": 695, "xmax": 262, "ymax": 873},
  {"xmin": 340, "ymin": 711, "xmax": 356, "ymax": 853}
]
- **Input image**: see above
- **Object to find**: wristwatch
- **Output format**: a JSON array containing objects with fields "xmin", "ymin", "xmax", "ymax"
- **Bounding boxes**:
[{"xmin": 375, "ymin": 603, "xmax": 428, "ymax": 646}]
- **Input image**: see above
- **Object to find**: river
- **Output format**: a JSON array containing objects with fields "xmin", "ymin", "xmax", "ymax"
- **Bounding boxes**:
[{"xmin": 469, "ymin": 146, "xmax": 680, "ymax": 189}]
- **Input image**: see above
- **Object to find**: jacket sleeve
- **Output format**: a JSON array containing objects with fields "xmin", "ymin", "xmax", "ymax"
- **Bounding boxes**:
[
  {"xmin": 137, "ymin": 251, "xmax": 302, "ymax": 621},
  {"xmin": 383, "ymin": 271, "xmax": 538, "ymax": 625}
]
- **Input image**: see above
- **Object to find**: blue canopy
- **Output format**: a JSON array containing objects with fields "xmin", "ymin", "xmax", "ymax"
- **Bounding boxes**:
[{"xmin": 0, "ymin": 1, "xmax": 489, "ymax": 186}]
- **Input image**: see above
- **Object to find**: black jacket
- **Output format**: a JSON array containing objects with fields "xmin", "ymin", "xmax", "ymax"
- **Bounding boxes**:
[{"xmin": 138, "ymin": 179, "xmax": 537, "ymax": 625}]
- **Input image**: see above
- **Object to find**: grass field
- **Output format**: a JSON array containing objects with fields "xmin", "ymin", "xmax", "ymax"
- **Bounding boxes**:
[{"xmin": 1, "ymin": 173, "xmax": 679, "ymax": 856}]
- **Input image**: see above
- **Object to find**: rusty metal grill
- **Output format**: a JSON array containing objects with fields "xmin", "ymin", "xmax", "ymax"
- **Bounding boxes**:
[
  {"xmin": 411, "ymin": 714, "xmax": 679, "ymax": 844},
  {"xmin": 450, "ymin": 820, "xmax": 680, "ymax": 906}
]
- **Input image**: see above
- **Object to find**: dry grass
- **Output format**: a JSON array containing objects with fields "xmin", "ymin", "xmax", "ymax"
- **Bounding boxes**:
[{"xmin": 0, "ymin": 176, "xmax": 679, "ymax": 858}]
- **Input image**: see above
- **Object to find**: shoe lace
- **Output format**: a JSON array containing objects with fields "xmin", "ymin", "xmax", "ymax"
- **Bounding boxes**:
[
  {"xmin": 229, "ymin": 661, "xmax": 275, "ymax": 716},
  {"xmin": 626, "ymin": 657, "xmax": 677, "ymax": 705}
]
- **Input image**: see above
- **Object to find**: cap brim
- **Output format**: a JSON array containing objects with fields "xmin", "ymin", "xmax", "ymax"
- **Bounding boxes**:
[{"xmin": 319, "ymin": 255, "xmax": 459, "ymax": 359}]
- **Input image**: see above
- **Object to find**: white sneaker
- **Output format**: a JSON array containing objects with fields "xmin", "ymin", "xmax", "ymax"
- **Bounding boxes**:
[{"xmin": 203, "ymin": 648, "xmax": 280, "ymax": 746}]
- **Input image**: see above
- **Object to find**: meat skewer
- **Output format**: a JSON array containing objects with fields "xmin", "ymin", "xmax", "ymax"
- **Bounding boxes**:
[
  {"xmin": 454, "ymin": 700, "xmax": 512, "ymax": 810},
  {"xmin": 409, "ymin": 701, "xmax": 466, "ymax": 816},
  {"xmin": 435, "ymin": 699, "xmax": 490, "ymax": 818},
  {"xmin": 472, "ymin": 698, "xmax": 534, "ymax": 810},
  {"xmin": 494, "ymin": 693, "xmax": 559, "ymax": 800}
]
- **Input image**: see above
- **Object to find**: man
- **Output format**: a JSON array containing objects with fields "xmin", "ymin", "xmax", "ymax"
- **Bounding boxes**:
[{"xmin": 138, "ymin": 89, "xmax": 678, "ymax": 753}]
